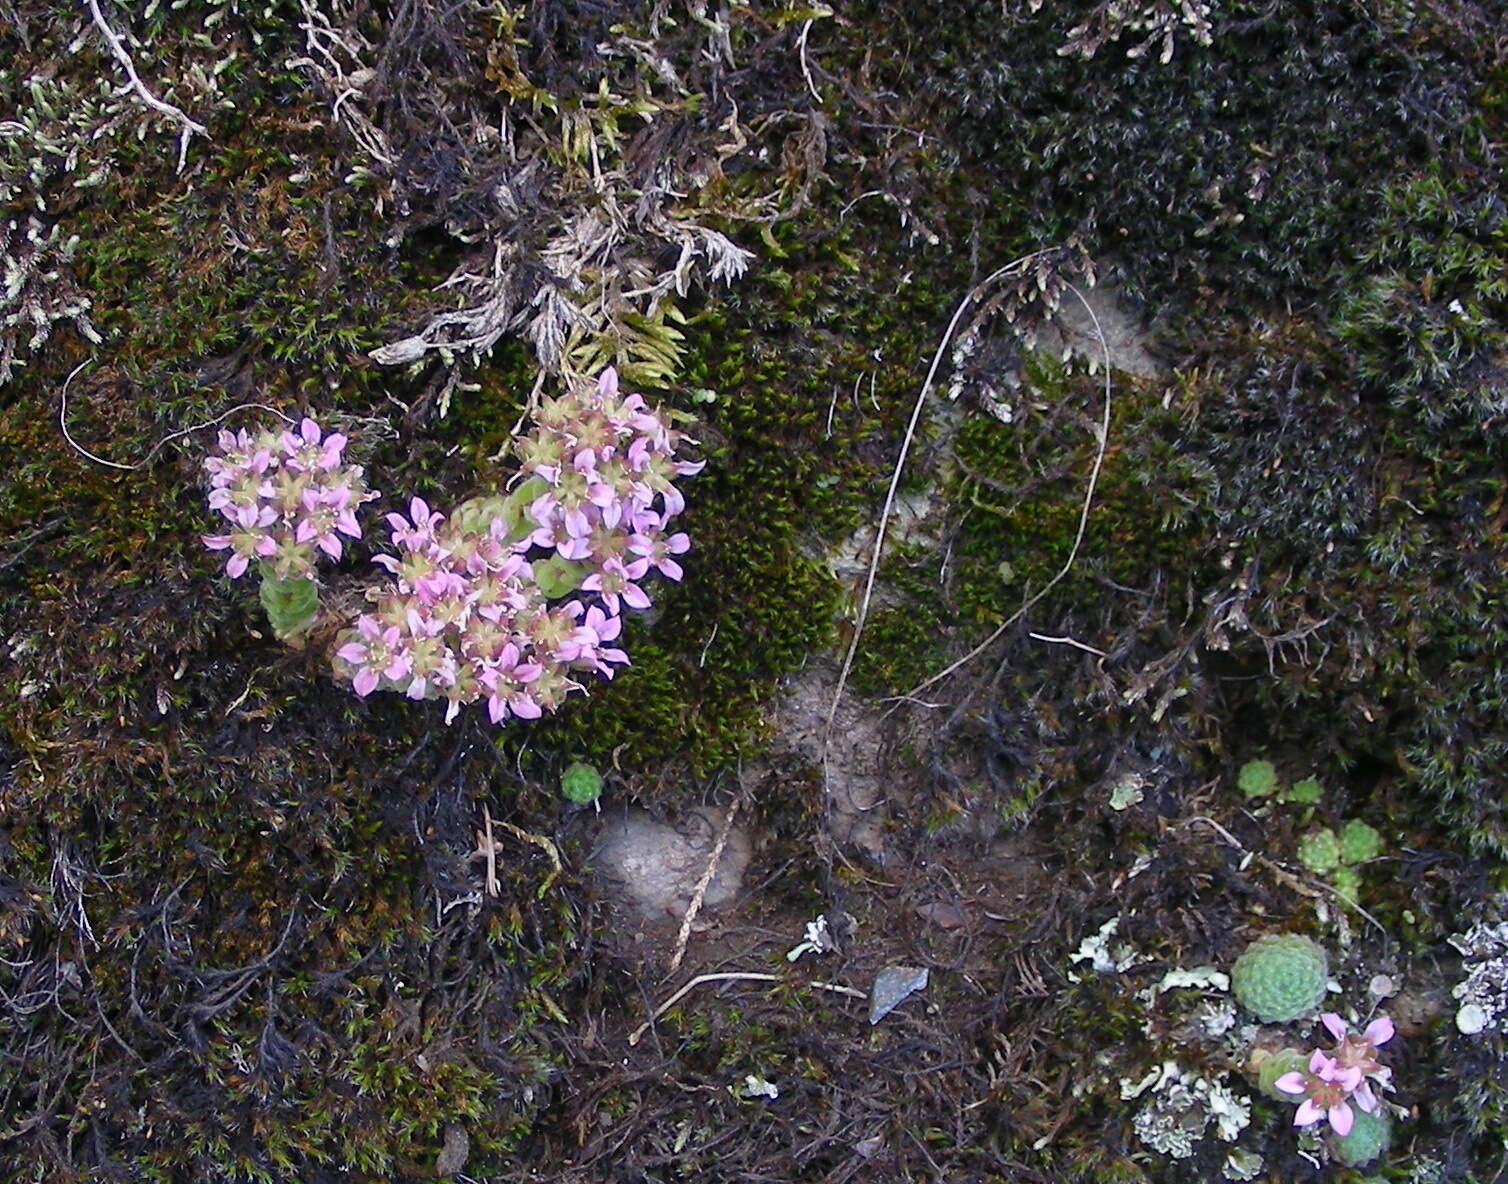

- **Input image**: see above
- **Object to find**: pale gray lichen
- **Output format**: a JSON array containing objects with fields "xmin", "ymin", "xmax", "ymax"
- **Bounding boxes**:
[
  {"xmin": 1222, "ymin": 1147, "xmax": 1264, "ymax": 1182},
  {"xmin": 1123, "ymin": 1061, "xmax": 1251, "ymax": 1158},
  {"xmin": 1058, "ymin": 0, "xmax": 1215, "ymax": 65},
  {"xmin": 291, "ymin": 0, "xmax": 766, "ymax": 387},
  {"xmin": 0, "ymin": 216, "xmax": 99, "ymax": 385},
  {"xmin": 1407, "ymin": 1154, "xmax": 1446, "ymax": 1184},
  {"xmin": 1449, "ymin": 918, "xmax": 1508, "ymax": 1034},
  {"xmin": 1068, "ymin": 915, "xmax": 1138, "ymax": 977}
]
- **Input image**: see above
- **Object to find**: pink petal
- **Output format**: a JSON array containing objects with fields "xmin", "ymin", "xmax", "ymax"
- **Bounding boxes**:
[
  {"xmin": 1321, "ymin": 1013, "xmax": 1347, "ymax": 1042},
  {"xmin": 598, "ymin": 367, "xmax": 619, "ymax": 398},
  {"xmin": 1294, "ymin": 1100, "xmax": 1323, "ymax": 1128},
  {"xmin": 353, "ymin": 667, "xmax": 379, "ymax": 697},
  {"xmin": 336, "ymin": 642, "xmax": 367, "ymax": 664},
  {"xmin": 226, "ymin": 553, "xmax": 248, "ymax": 578},
  {"xmin": 202, "ymin": 534, "xmax": 231, "ymax": 551},
  {"xmin": 1328, "ymin": 1103, "xmax": 1353, "ymax": 1137},
  {"xmin": 1364, "ymin": 1016, "xmax": 1394, "ymax": 1046},
  {"xmin": 1273, "ymin": 1072, "xmax": 1308, "ymax": 1095}
]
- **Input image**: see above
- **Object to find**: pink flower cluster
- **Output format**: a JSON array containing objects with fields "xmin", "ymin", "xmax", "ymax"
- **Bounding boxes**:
[
  {"xmin": 1275, "ymin": 1013, "xmax": 1395, "ymax": 1137},
  {"xmin": 202, "ymin": 418, "xmax": 377, "ymax": 579},
  {"xmin": 333, "ymin": 368, "xmax": 701, "ymax": 725}
]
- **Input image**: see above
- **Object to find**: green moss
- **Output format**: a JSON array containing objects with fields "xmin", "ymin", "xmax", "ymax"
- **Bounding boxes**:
[
  {"xmin": 850, "ymin": 604, "xmax": 947, "ymax": 696},
  {"xmin": 895, "ymin": 0, "xmax": 1489, "ymax": 309},
  {"xmin": 1339, "ymin": 818, "xmax": 1383, "ymax": 865},
  {"xmin": 1231, "ymin": 934, "xmax": 1329, "ymax": 1023},
  {"xmin": 944, "ymin": 365, "xmax": 1205, "ymax": 630}
]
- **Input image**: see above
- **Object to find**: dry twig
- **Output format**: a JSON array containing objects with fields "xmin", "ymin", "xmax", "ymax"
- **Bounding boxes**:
[
  {"xmin": 665, "ymin": 791, "xmax": 745, "ymax": 976},
  {"xmin": 822, "ymin": 256, "xmax": 1111, "ymax": 778},
  {"xmin": 86, "ymin": 0, "xmax": 208, "ymax": 172},
  {"xmin": 890, "ymin": 280, "xmax": 1115, "ymax": 703}
]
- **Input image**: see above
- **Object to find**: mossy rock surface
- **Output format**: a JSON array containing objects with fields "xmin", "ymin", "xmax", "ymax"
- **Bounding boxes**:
[{"xmin": 3, "ymin": 0, "xmax": 1507, "ymax": 1179}]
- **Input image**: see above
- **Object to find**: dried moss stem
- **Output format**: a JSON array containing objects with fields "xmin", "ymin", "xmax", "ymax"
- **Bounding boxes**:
[
  {"xmin": 58, "ymin": 358, "xmax": 295, "ymax": 471},
  {"xmin": 628, "ymin": 972, "xmax": 867, "ymax": 1046}
]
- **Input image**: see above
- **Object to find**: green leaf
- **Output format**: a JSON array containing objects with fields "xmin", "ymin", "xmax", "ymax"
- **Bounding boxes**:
[
  {"xmin": 500, "ymin": 477, "xmax": 550, "ymax": 543},
  {"xmin": 533, "ymin": 555, "xmax": 591, "ymax": 599},
  {"xmin": 1236, "ymin": 759, "xmax": 1278, "ymax": 798},
  {"xmin": 258, "ymin": 569, "xmax": 319, "ymax": 641}
]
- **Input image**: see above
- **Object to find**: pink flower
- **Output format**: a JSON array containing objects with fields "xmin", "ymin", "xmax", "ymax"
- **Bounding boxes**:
[
  {"xmin": 386, "ymin": 496, "xmax": 445, "ymax": 551},
  {"xmin": 479, "ymin": 645, "xmax": 544, "ymax": 723},
  {"xmin": 336, "ymin": 615, "xmax": 412, "ymax": 697},
  {"xmin": 1276, "ymin": 1050, "xmax": 1364, "ymax": 1136},
  {"xmin": 203, "ymin": 414, "xmax": 376, "ymax": 581},
  {"xmin": 1321, "ymin": 1012, "xmax": 1395, "ymax": 1105},
  {"xmin": 581, "ymin": 557, "xmax": 652, "ymax": 613},
  {"xmin": 629, "ymin": 530, "xmax": 690, "ymax": 581},
  {"xmin": 331, "ymin": 372, "xmax": 700, "ymax": 726}
]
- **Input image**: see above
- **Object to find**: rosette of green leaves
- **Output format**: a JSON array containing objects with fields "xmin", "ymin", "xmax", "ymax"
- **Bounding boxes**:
[{"xmin": 257, "ymin": 564, "xmax": 319, "ymax": 641}]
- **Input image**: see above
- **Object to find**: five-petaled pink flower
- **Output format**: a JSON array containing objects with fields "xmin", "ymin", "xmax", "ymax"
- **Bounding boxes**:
[
  {"xmin": 1276, "ymin": 1050, "xmax": 1366, "ymax": 1136},
  {"xmin": 1274, "ymin": 1011, "xmax": 1396, "ymax": 1139}
]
